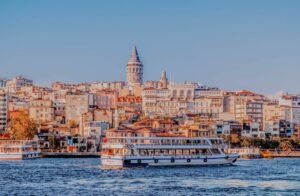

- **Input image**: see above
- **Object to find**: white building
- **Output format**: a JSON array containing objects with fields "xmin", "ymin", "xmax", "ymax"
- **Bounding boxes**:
[
  {"xmin": 5, "ymin": 76, "xmax": 33, "ymax": 93},
  {"xmin": 83, "ymin": 121, "xmax": 110, "ymax": 138},
  {"xmin": 0, "ymin": 79, "xmax": 6, "ymax": 88},
  {"xmin": 65, "ymin": 93, "xmax": 94, "ymax": 124},
  {"xmin": 195, "ymin": 86, "xmax": 223, "ymax": 97},
  {"xmin": 241, "ymin": 122, "xmax": 264, "ymax": 138},
  {"xmin": 216, "ymin": 124, "xmax": 231, "ymax": 135},
  {"xmin": 49, "ymin": 90, "xmax": 68, "ymax": 118},
  {"xmin": 142, "ymin": 87, "xmax": 171, "ymax": 116},
  {"xmin": 278, "ymin": 94, "xmax": 300, "ymax": 124},
  {"xmin": 142, "ymin": 82, "xmax": 227, "ymax": 117},
  {"xmin": 216, "ymin": 121, "xmax": 242, "ymax": 136},
  {"xmin": 194, "ymin": 96, "xmax": 224, "ymax": 118},
  {"xmin": 29, "ymin": 99, "xmax": 55, "ymax": 123},
  {"xmin": 235, "ymin": 100, "xmax": 263, "ymax": 124},
  {"xmin": 169, "ymin": 83, "xmax": 196, "ymax": 101},
  {"xmin": 264, "ymin": 121, "xmax": 279, "ymax": 138},
  {"xmin": 263, "ymin": 103, "xmax": 281, "ymax": 137}
]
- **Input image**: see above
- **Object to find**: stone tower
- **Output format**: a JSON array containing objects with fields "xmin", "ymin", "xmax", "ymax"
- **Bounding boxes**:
[
  {"xmin": 126, "ymin": 46, "xmax": 143, "ymax": 86},
  {"xmin": 159, "ymin": 69, "xmax": 168, "ymax": 89}
]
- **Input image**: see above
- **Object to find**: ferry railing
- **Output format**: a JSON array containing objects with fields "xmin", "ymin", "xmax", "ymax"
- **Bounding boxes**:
[
  {"xmin": 103, "ymin": 142, "xmax": 226, "ymax": 149},
  {"xmin": 103, "ymin": 137, "xmax": 226, "ymax": 147},
  {"xmin": 226, "ymin": 148, "xmax": 260, "ymax": 155},
  {"xmin": 124, "ymin": 153, "xmax": 223, "ymax": 160}
]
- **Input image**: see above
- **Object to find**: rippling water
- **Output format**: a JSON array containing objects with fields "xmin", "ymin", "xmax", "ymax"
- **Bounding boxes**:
[{"xmin": 0, "ymin": 158, "xmax": 299, "ymax": 195}]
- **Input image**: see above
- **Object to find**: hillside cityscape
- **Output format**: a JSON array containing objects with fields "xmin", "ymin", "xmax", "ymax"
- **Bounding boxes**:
[
  {"xmin": 2, "ymin": 1, "xmax": 300, "ymax": 195},
  {"xmin": 0, "ymin": 46, "xmax": 299, "ymax": 152}
]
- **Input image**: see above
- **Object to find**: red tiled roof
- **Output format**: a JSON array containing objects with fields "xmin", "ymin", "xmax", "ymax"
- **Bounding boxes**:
[{"xmin": 236, "ymin": 90, "xmax": 257, "ymax": 96}]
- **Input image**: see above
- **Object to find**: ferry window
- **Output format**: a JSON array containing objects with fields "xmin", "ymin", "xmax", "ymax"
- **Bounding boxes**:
[
  {"xmin": 183, "ymin": 150, "xmax": 189, "ymax": 155},
  {"xmin": 149, "ymin": 150, "xmax": 155, "ymax": 156},
  {"xmin": 155, "ymin": 150, "xmax": 160, "ymax": 156},
  {"xmin": 211, "ymin": 149, "xmax": 220, "ymax": 154},
  {"xmin": 169, "ymin": 150, "xmax": 176, "ymax": 155}
]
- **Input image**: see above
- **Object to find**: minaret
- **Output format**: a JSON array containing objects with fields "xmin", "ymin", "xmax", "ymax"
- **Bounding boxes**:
[
  {"xmin": 159, "ymin": 68, "xmax": 168, "ymax": 89},
  {"xmin": 113, "ymin": 109, "xmax": 120, "ymax": 128},
  {"xmin": 126, "ymin": 45, "xmax": 143, "ymax": 86}
]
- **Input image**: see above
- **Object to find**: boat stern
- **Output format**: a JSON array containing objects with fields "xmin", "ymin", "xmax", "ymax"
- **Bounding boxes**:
[{"xmin": 101, "ymin": 155, "xmax": 124, "ymax": 168}]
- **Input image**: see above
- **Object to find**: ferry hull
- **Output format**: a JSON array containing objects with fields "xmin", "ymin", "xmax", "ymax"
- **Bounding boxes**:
[
  {"xmin": 101, "ymin": 155, "xmax": 239, "ymax": 168},
  {"xmin": 0, "ymin": 152, "xmax": 40, "ymax": 161}
]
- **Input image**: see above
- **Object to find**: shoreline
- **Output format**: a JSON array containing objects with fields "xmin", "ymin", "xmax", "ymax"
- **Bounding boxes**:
[{"xmin": 39, "ymin": 152, "xmax": 300, "ymax": 159}]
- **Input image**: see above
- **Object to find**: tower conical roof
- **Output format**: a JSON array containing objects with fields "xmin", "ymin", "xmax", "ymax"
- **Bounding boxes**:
[
  {"xmin": 161, "ymin": 68, "xmax": 167, "ymax": 79},
  {"xmin": 128, "ymin": 45, "xmax": 141, "ymax": 63}
]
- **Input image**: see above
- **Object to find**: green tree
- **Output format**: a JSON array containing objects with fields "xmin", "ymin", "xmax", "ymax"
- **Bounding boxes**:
[
  {"xmin": 8, "ymin": 111, "xmax": 37, "ymax": 140},
  {"xmin": 263, "ymin": 139, "xmax": 279, "ymax": 149},
  {"xmin": 48, "ymin": 135, "xmax": 60, "ymax": 150},
  {"xmin": 252, "ymin": 138, "xmax": 264, "ymax": 148}
]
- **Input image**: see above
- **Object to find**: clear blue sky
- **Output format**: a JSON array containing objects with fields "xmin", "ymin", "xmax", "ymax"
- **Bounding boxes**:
[{"xmin": 0, "ymin": 0, "xmax": 300, "ymax": 94}]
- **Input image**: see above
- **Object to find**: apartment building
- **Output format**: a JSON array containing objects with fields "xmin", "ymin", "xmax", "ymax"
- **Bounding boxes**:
[
  {"xmin": 194, "ymin": 96, "xmax": 223, "ymax": 118},
  {"xmin": 263, "ymin": 103, "xmax": 281, "ymax": 137},
  {"xmin": 5, "ymin": 76, "xmax": 33, "ymax": 93},
  {"xmin": 0, "ymin": 89, "xmax": 7, "ymax": 132},
  {"xmin": 142, "ymin": 87, "xmax": 171, "ymax": 116},
  {"xmin": 235, "ymin": 100, "xmax": 263, "ymax": 123},
  {"xmin": 29, "ymin": 99, "xmax": 55, "ymax": 123},
  {"xmin": 65, "ymin": 93, "xmax": 94, "ymax": 124},
  {"xmin": 278, "ymin": 94, "xmax": 300, "ymax": 124},
  {"xmin": 93, "ymin": 90, "xmax": 117, "ymax": 109}
]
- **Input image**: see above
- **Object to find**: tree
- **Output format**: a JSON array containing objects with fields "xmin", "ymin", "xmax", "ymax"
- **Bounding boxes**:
[
  {"xmin": 279, "ymin": 139, "xmax": 293, "ymax": 151},
  {"xmin": 241, "ymin": 137, "xmax": 251, "ymax": 147},
  {"xmin": 290, "ymin": 136, "xmax": 300, "ymax": 149},
  {"xmin": 48, "ymin": 134, "xmax": 60, "ymax": 150},
  {"xmin": 8, "ymin": 111, "xmax": 37, "ymax": 140},
  {"xmin": 252, "ymin": 138, "xmax": 264, "ymax": 148},
  {"xmin": 225, "ymin": 134, "xmax": 241, "ymax": 147},
  {"xmin": 263, "ymin": 139, "xmax": 279, "ymax": 149},
  {"xmin": 68, "ymin": 120, "xmax": 79, "ymax": 128}
]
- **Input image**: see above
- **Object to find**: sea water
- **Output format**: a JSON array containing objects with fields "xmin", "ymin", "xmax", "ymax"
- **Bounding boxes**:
[{"xmin": 0, "ymin": 158, "xmax": 299, "ymax": 195}]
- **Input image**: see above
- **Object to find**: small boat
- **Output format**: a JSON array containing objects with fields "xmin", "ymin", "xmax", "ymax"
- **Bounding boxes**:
[
  {"xmin": 260, "ymin": 150, "xmax": 273, "ymax": 159},
  {"xmin": 0, "ymin": 140, "xmax": 41, "ymax": 160},
  {"xmin": 101, "ymin": 137, "xmax": 239, "ymax": 168}
]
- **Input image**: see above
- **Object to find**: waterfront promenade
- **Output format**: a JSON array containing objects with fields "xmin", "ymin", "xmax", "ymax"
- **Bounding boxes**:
[
  {"xmin": 228, "ymin": 148, "xmax": 300, "ymax": 158},
  {"xmin": 261, "ymin": 150, "xmax": 300, "ymax": 158}
]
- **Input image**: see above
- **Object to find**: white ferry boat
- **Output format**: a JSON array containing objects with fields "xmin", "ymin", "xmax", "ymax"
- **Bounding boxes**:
[
  {"xmin": 0, "ymin": 140, "xmax": 41, "ymax": 160},
  {"xmin": 101, "ymin": 137, "xmax": 239, "ymax": 167}
]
